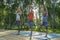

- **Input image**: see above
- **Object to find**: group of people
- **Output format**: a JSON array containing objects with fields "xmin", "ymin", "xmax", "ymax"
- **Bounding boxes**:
[{"xmin": 15, "ymin": 4, "xmax": 48, "ymax": 37}]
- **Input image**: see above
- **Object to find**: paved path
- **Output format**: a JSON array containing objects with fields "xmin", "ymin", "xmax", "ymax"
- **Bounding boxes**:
[
  {"xmin": 0, "ymin": 30, "xmax": 37, "ymax": 40},
  {"xmin": 0, "ymin": 30, "xmax": 60, "ymax": 40}
]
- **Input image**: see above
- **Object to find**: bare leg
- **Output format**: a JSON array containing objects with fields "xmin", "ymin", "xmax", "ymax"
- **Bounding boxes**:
[
  {"xmin": 17, "ymin": 26, "xmax": 20, "ymax": 35},
  {"xmin": 45, "ymin": 29, "xmax": 48, "ymax": 37},
  {"xmin": 30, "ymin": 28, "xmax": 32, "ymax": 40},
  {"xmin": 45, "ymin": 25, "xmax": 48, "ymax": 37}
]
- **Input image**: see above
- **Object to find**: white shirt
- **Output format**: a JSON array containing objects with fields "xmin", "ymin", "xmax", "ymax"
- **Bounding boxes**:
[
  {"xmin": 33, "ymin": 8, "xmax": 39, "ymax": 19},
  {"xmin": 16, "ymin": 13, "xmax": 20, "ymax": 21}
]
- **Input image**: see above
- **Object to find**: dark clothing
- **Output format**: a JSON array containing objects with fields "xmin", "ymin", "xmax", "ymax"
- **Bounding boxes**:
[
  {"xmin": 16, "ymin": 21, "xmax": 20, "ymax": 32},
  {"xmin": 40, "ymin": 13, "xmax": 48, "ymax": 30},
  {"xmin": 40, "ymin": 22, "xmax": 48, "ymax": 30},
  {"xmin": 43, "ymin": 13, "xmax": 48, "ymax": 22}
]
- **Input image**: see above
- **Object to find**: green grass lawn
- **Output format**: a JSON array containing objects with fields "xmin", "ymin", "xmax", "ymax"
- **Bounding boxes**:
[{"xmin": 1, "ymin": 26, "xmax": 60, "ymax": 34}]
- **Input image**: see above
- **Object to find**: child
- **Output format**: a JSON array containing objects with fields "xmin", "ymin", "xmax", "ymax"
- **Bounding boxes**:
[{"xmin": 16, "ymin": 8, "xmax": 22, "ymax": 35}]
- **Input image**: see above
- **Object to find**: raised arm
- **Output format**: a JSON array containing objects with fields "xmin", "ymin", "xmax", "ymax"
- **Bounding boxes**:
[
  {"xmin": 16, "ymin": 5, "xmax": 22, "ymax": 15},
  {"xmin": 44, "ymin": 4, "xmax": 48, "ymax": 16}
]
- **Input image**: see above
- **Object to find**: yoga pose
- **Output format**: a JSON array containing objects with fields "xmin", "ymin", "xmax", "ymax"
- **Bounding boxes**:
[
  {"xmin": 16, "ymin": 6, "xmax": 22, "ymax": 35},
  {"xmin": 25, "ymin": 8, "xmax": 34, "ymax": 40},
  {"xmin": 39, "ymin": 5, "xmax": 48, "ymax": 37}
]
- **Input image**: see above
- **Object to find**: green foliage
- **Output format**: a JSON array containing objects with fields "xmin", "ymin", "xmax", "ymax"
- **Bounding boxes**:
[{"xmin": 0, "ymin": 0, "xmax": 60, "ymax": 33}]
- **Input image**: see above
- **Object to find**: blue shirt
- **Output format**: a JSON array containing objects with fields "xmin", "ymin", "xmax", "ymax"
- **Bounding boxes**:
[{"xmin": 42, "ymin": 13, "xmax": 48, "ymax": 22}]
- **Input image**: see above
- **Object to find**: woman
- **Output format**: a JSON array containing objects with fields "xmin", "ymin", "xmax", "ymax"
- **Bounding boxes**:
[{"xmin": 16, "ymin": 7, "xmax": 22, "ymax": 35}]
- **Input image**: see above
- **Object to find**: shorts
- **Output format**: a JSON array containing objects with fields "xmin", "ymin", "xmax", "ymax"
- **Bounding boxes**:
[
  {"xmin": 27, "ymin": 20, "xmax": 34, "ymax": 28},
  {"xmin": 40, "ymin": 22, "xmax": 48, "ymax": 30}
]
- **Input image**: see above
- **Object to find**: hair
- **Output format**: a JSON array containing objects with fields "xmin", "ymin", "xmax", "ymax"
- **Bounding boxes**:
[{"xmin": 17, "ymin": 9, "xmax": 20, "ymax": 13}]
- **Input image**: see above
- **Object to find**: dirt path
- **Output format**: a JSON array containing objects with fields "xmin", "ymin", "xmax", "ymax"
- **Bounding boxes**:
[
  {"xmin": 0, "ymin": 30, "xmax": 60, "ymax": 40},
  {"xmin": 0, "ymin": 30, "xmax": 37, "ymax": 40}
]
